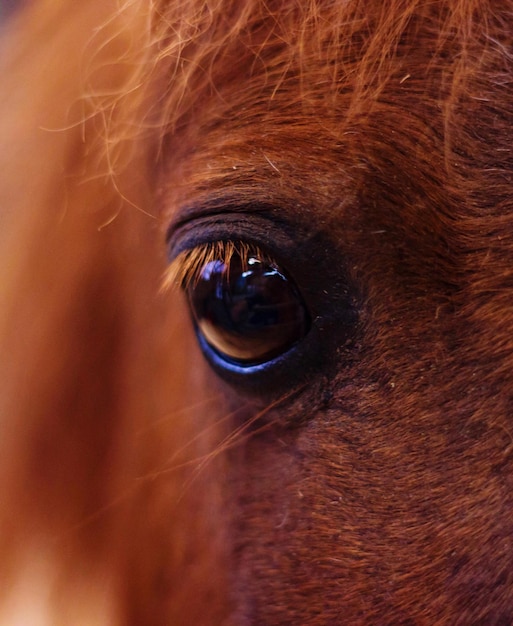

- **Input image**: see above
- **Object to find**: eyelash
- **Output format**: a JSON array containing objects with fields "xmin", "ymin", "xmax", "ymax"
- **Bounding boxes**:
[{"xmin": 163, "ymin": 240, "xmax": 267, "ymax": 291}]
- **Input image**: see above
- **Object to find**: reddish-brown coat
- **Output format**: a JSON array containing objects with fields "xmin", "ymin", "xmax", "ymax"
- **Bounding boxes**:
[{"xmin": 1, "ymin": 1, "xmax": 512, "ymax": 623}]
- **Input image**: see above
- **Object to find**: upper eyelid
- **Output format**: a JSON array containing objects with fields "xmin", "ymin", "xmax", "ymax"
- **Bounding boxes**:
[
  {"xmin": 165, "ymin": 201, "xmax": 270, "ymax": 245},
  {"xmin": 166, "ymin": 211, "xmax": 300, "ymax": 266},
  {"xmin": 165, "ymin": 196, "xmax": 301, "ymax": 252}
]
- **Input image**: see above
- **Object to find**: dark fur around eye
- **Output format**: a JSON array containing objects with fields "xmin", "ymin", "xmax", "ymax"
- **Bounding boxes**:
[{"xmin": 166, "ymin": 213, "xmax": 359, "ymax": 397}]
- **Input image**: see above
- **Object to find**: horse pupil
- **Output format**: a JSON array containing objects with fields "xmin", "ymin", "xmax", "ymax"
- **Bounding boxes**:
[{"xmin": 188, "ymin": 252, "xmax": 310, "ymax": 365}]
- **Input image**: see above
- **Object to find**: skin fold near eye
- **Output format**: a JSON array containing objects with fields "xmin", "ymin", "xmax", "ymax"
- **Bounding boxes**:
[{"xmin": 167, "ymin": 241, "xmax": 311, "ymax": 366}]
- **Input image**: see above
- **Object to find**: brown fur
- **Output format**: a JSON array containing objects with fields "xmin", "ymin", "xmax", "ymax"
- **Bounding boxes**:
[{"xmin": 2, "ymin": 0, "xmax": 513, "ymax": 623}]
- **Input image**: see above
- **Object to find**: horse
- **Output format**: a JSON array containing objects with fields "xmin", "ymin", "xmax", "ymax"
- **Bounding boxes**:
[{"xmin": 1, "ymin": 0, "xmax": 513, "ymax": 623}]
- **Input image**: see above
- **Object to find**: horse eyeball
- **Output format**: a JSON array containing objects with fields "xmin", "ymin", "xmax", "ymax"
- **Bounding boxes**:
[{"xmin": 187, "ymin": 250, "xmax": 310, "ymax": 366}]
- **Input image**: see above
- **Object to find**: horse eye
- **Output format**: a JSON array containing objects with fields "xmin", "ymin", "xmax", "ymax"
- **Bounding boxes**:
[{"xmin": 186, "ymin": 247, "xmax": 310, "ymax": 366}]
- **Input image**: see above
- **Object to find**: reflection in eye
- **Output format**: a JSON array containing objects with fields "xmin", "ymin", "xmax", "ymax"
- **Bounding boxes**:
[{"xmin": 170, "ymin": 242, "xmax": 310, "ymax": 366}]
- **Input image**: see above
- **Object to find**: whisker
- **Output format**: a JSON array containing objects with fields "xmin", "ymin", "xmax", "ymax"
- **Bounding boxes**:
[{"xmin": 176, "ymin": 385, "xmax": 307, "ymax": 499}]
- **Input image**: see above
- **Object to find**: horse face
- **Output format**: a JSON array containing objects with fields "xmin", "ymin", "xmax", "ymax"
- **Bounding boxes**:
[
  {"xmin": 159, "ymin": 2, "xmax": 513, "ymax": 622},
  {"xmin": 3, "ymin": 1, "xmax": 513, "ymax": 624}
]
